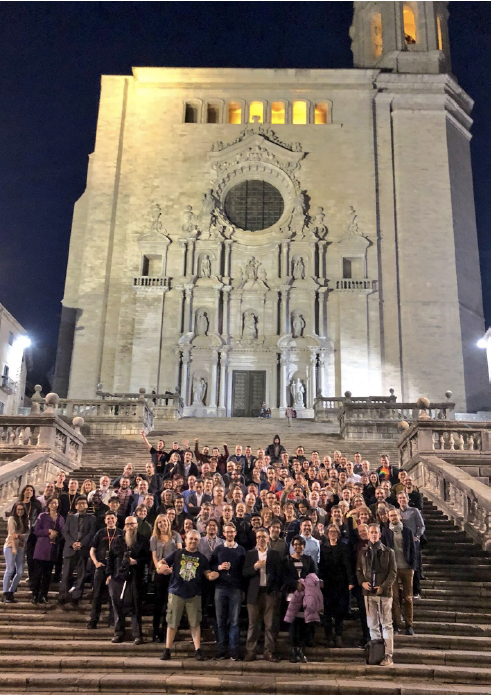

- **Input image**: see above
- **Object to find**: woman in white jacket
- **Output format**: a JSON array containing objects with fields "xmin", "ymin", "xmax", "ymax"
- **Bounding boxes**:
[{"xmin": 3, "ymin": 502, "xmax": 29, "ymax": 602}]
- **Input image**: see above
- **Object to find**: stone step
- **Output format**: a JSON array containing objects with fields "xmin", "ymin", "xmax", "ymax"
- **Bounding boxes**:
[
  {"xmin": 0, "ymin": 656, "xmax": 490, "ymax": 688},
  {"xmin": 1, "ymin": 671, "xmax": 490, "ymax": 695}
]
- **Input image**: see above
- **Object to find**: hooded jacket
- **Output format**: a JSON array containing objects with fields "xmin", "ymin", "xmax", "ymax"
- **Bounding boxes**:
[
  {"xmin": 284, "ymin": 573, "xmax": 323, "ymax": 623},
  {"xmin": 265, "ymin": 435, "xmax": 286, "ymax": 463}
]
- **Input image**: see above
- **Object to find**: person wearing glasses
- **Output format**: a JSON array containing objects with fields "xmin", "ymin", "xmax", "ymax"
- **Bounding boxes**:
[{"xmin": 282, "ymin": 535, "xmax": 316, "ymax": 663}]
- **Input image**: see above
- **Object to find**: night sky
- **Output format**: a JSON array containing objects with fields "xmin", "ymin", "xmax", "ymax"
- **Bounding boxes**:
[{"xmin": 1, "ymin": 2, "xmax": 490, "ymax": 357}]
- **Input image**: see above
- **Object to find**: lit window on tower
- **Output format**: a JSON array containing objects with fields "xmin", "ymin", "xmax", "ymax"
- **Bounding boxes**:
[
  {"xmin": 292, "ymin": 101, "xmax": 307, "ymax": 125},
  {"xmin": 437, "ymin": 14, "xmax": 443, "ymax": 51},
  {"xmin": 228, "ymin": 102, "xmax": 242, "ymax": 124},
  {"xmin": 314, "ymin": 103, "xmax": 329, "ymax": 125},
  {"xmin": 249, "ymin": 101, "xmax": 264, "ymax": 123},
  {"xmin": 271, "ymin": 101, "xmax": 286, "ymax": 124},
  {"xmin": 372, "ymin": 12, "xmax": 383, "ymax": 58},
  {"xmin": 403, "ymin": 4, "xmax": 417, "ymax": 44}
]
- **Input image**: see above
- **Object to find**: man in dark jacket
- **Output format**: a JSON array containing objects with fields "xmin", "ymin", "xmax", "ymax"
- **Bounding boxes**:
[
  {"xmin": 356, "ymin": 523, "xmax": 397, "ymax": 666},
  {"xmin": 243, "ymin": 527, "xmax": 283, "ymax": 662},
  {"xmin": 58, "ymin": 496, "xmax": 97, "ymax": 606},
  {"xmin": 383, "ymin": 508, "xmax": 416, "ymax": 634},
  {"xmin": 265, "ymin": 435, "xmax": 286, "ymax": 464},
  {"xmin": 106, "ymin": 516, "xmax": 149, "ymax": 645}
]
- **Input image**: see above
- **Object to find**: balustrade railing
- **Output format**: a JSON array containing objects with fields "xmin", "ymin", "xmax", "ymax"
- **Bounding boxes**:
[
  {"xmin": 331, "ymin": 279, "xmax": 377, "ymax": 291},
  {"xmin": 133, "ymin": 277, "xmax": 168, "ymax": 288}
]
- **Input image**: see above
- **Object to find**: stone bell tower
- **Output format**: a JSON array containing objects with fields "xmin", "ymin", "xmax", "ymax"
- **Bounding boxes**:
[{"xmin": 350, "ymin": 1, "xmax": 451, "ymax": 74}]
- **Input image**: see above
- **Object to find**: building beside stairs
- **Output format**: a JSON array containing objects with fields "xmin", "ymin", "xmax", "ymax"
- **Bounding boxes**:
[{"xmin": 53, "ymin": 1, "xmax": 488, "ymax": 416}]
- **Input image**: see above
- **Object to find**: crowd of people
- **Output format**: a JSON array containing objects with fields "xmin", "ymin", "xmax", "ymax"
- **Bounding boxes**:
[{"xmin": 3, "ymin": 430, "xmax": 426, "ymax": 667}]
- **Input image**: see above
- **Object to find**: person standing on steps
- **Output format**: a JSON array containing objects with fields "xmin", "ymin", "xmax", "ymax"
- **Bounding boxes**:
[
  {"xmin": 283, "ymin": 535, "xmax": 316, "ymax": 664},
  {"xmin": 31, "ymin": 497, "xmax": 64, "ymax": 604},
  {"xmin": 87, "ymin": 511, "xmax": 123, "ymax": 629},
  {"xmin": 160, "ymin": 529, "xmax": 219, "ymax": 662},
  {"xmin": 140, "ymin": 430, "xmax": 169, "ymax": 474},
  {"xmin": 356, "ymin": 523, "xmax": 397, "ymax": 666},
  {"xmin": 58, "ymin": 496, "xmax": 97, "ymax": 608},
  {"xmin": 3, "ymin": 502, "xmax": 29, "ymax": 603},
  {"xmin": 397, "ymin": 491, "xmax": 425, "ymax": 599},
  {"xmin": 382, "ymin": 507, "xmax": 416, "ymax": 635}
]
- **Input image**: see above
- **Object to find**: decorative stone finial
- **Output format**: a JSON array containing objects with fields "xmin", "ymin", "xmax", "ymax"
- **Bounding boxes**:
[
  {"xmin": 44, "ymin": 393, "xmax": 60, "ymax": 413},
  {"xmin": 31, "ymin": 385, "xmax": 43, "ymax": 414},
  {"xmin": 398, "ymin": 420, "xmax": 410, "ymax": 432},
  {"xmin": 416, "ymin": 396, "xmax": 431, "ymax": 419},
  {"xmin": 388, "ymin": 388, "xmax": 397, "ymax": 402},
  {"xmin": 72, "ymin": 417, "xmax": 84, "ymax": 433},
  {"xmin": 445, "ymin": 390, "xmax": 453, "ymax": 401},
  {"xmin": 138, "ymin": 387, "xmax": 146, "ymax": 400},
  {"xmin": 344, "ymin": 391, "xmax": 352, "ymax": 400}
]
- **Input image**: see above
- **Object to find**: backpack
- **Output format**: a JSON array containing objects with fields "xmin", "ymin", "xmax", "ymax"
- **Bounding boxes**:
[{"xmin": 365, "ymin": 638, "xmax": 385, "ymax": 665}]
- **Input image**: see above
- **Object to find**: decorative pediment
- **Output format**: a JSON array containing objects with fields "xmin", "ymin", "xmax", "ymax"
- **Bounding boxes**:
[{"xmin": 137, "ymin": 231, "xmax": 171, "ymax": 246}]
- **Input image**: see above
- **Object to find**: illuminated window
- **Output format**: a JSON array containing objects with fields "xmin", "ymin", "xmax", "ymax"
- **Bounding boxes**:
[
  {"xmin": 228, "ymin": 102, "xmax": 242, "ymax": 124},
  {"xmin": 437, "ymin": 14, "xmax": 443, "ymax": 50},
  {"xmin": 403, "ymin": 3, "xmax": 417, "ymax": 44},
  {"xmin": 207, "ymin": 104, "xmax": 220, "ymax": 123},
  {"xmin": 271, "ymin": 101, "xmax": 285, "ymax": 124},
  {"xmin": 372, "ymin": 12, "xmax": 383, "ymax": 58},
  {"xmin": 249, "ymin": 101, "xmax": 264, "ymax": 123},
  {"xmin": 292, "ymin": 101, "xmax": 307, "ymax": 125},
  {"xmin": 314, "ymin": 103, "xmax": 329, "ymax": 125},
  {"xmin": 184, "ymin": 103, "xmax": 199, "ymax": 123}
]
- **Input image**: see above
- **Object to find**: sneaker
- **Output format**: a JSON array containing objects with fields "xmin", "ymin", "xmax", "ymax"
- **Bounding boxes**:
[
  {"xmin": 413, "ymin": 594, "xmax": 420, "ymax": 600},
  {"xmin": 406, "ymin": 626, "xmax": 414, "ymax": 635},
  {"xmin": 214, "ymin": 651, "xmax": 227, "ymax": 660},
  {"xmin": 134, "ymin": 637, "xmax": 143, "ymax": 645},
  {"xmin": 230, "ymin": 650, "xmax": 242, "ymax": 661},
  {"xmin": 380, "ymin": 655, "xmax": 393, "ymax": 666},
  {"xmin": 263, "ymin": 651, "xmax": 279, "ymax": 663},
  {"xmin": 195, "ymin": 648, "xmax": 205, "ymax": 661},
  {"xmin": 160, "ymin": 648, "xmax": 171, "ymax": 661}
]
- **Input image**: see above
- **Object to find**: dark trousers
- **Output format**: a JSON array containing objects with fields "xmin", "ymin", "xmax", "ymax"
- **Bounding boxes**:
[
  {"xmin": 59, "ymin": 553, "xmax": 88, "ymax": 601},
  {"xmin": 352, "ymin": 583, "xmax": 369, "ymax": 640},
  {"xmin": 53, "ymin": 538, "xmax": 65, "ymax": 581},
  {"xmin": 109, "ymin": 577, "xmax": 142, "ymax": 639},
  {"xmin": 413, "ymin": 541, "xmax": 422, "ymax": 595},
  {"xmin": 323, "ymin": 586, "xmax": 348, "ymax": 637},
  {"xmin": 25, "ymin": 533, "xmax": 37, "ymax": 587},
  {"xmin": 90, "ymin": 566, "xmax": 113, "ymax": 624},
  {"xmin": 289, "ymin": 617, "xmax": 307, "ymax": 649},
  {"xmin": 153, "ymin": 572, "xmax": 170, "ymax": 637},
  {"xmin": 201, "ymin": 579, "xmax": 217, "ymax": 637},
  {"xmin": 31, "ymin": 560, "xmax": 53, "ymax": 600}
]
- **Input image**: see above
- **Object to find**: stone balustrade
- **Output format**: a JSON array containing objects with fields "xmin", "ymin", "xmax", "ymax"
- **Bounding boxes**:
[
  {"xmin": 0, "ymin": 412, "xmax": 85, "ymax": 516},
  {"xmin": 133, "ymin": 276, "xmax": 168, "ymax": 288},
  {"xmin": 331, "ymin": 278, "xmax": 377, "ymax": 292},
  {"xmin": 314, "ymin": 392, "xmax": 395, "ymax": 424},
  {"xmin": 339, "ymin": 397, "xmax": 455, "ymax": 440}
]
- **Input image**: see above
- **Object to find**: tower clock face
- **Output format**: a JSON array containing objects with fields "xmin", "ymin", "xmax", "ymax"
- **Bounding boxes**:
[{"xmin": 224, "ymin": 179, "xmax": 284, "ymax": 231}]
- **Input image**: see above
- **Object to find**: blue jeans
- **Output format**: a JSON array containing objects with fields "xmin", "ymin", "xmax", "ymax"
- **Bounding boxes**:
[
  {"xmin": 3, "ymin": 547, "xmax": 25, "ymax": 594},
  {"xmin": 215, "ymin": 586, "xmax": 241, "ymax": 652}
]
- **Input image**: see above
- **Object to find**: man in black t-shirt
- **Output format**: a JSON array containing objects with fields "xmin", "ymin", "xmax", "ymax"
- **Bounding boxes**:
[
  {"xmin": 160, "ymin": 530, "xmax": 219, "ymax": 661},
  {"xmin": 87, "ymin": 512, "xmax": 123, "ymax": 629}
]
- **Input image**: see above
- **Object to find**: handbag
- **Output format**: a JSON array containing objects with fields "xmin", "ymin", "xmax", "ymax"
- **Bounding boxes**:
[{"xmin": 365, "ymin": 638, "xmax": 385, "ymax": 665}]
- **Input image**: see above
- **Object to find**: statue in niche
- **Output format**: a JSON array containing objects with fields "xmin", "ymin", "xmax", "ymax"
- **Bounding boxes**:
[
  {"xmin": 150, "ymin": 202, "xmax": 163, "ymax": 233},
  {"xmin": 347, "ymin": 206, "xmax": 359, "ymax": 235},
  {"xmin": 182, "ymin": 205, "xmax": 198, "ymax": 236},
  {"xmin": 200, "ymin": 189, "xmax": 217, "ymax": 239},
  {"xmin": 293, "ymin": 257, "xmax": 305, "ymax": 280},
  {"xmin": 195, "ymin": 309, "xmax": 209, "ymax": 336},
  {"xmin": 199, "ymin": 255, "xmax": 211, "ymax": 278},
  {"xmin": 292, "ymin": 313, "xmax": 305, "ymax": 338},
  {"xmin": 192, "ymin": 376, "xmax": 207, "ymax": 405},
  {"xmin": 291, "ymin": 377, "xmax": 305, "ymax": 408},
  {"xmin": 291, "ymin": 191, "xmax": 307, "ymax": 237},
  {"xmin": 243, "ymin": 310, "xmax": 258, "ymax": 340},
  {"xmin": 310, "ymin": 206, "xmax": 328, "ymax": 239},
  {"xmin": 244, "ymin": 257, "xmax": 259, "ymax": 281}
]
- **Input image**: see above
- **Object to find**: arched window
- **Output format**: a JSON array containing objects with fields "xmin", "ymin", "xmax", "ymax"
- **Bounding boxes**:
[
  {"xmin": 314, "ymin": 103, "xmax": 329, "ymax": 125},
  {"xmin": 271, "ymin": 101, "xmax": 286, "ymax": 124},
  {"xmin": 292, "ymin": 100, "xmax": 307, "ymax": 125},
  {"xmin": 371, "ymin": 12, "xmax": 383, "ymax": 58},
  {"xmin": 436, "ymin": 14, "xmax": 443, "ymax": 51},
  {"xmin": 403, "ymin": 3, "xmax": 417, "ymax": 45},
  {"xmin": 207, "ymin": 103, "xmax": 220, "ymax": 124},
  {"xmin": 249, "ymin": 101, "xmax": 264, "ymax": 123},
  {"xmin": 228, "ymin": 102, "xmax": 242, "ymax": 125},
  {"xmin": 184, "ymin": 103, "xmax": 199, "ymax": 123}
]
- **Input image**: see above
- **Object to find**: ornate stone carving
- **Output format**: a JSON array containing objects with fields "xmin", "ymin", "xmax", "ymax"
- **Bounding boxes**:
[
  {"xmin": 212, "ymin": 126, "xmax": 302, "ymax": 154},
  {"xmin": 182, "ymin": 205, "xmax": 199, "ymax": 237},
  {"xmin": 192, "ymin": 376, "xmax": 207, "ymax": 405},
  {"xmin": 195, "ymin": 309, "xmax": 209, "ymax": 336},
  {"xmin": 347, "ymin": 205, "xmax": 360, "ymax": 235},
  {"xmin": 292, "ymin": 312, "xmax": 305, "ymax": 338},
  {"xmin": 243, "ymin": 310, "xmax": 258, "ymax": 340},
  {"xmin": 292, "ymin": 257, "xmax": 305, "ymax": 280},
  {"xmin": 150, "ymin": 202, "xmax": 163, "ymax": 233},
  {"xmin": 291, "ymin": 377, "xmax": 305, "ymax": 408},
  {"xmin": 199, "ymin": 255, "xmax": 212, "ymax": 278},
  {"xmin": 199, "ymin": 189, "xmax": 218, "ymax": 239},
  {"xmin": 290, "ymin": 191, "xmax": 308, "ymax": 238},
  {"xmin": 309, "ymin": 206, "xmax": 328, "ymax": 239},
  {"xmin": 212, "ymin": 144, "xmax": 301, "ymax": 178},
  {"xmin": 239, "ymin": 257, "xmax": 268, "ymax": 288}
]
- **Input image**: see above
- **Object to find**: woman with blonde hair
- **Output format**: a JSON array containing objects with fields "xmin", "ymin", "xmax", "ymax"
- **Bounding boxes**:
[
  {"xmin": 81, "ymin": 479, "xmax": 96, "ymax": 497},
  {"xmin": 150, "ymin": 514, "xmax": 182, "ymax": 642}
]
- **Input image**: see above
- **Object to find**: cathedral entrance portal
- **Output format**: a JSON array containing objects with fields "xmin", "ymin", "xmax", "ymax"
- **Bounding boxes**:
[{"xmin": 232, "ymin": 371, "xmax": 266, "ymax": 417}]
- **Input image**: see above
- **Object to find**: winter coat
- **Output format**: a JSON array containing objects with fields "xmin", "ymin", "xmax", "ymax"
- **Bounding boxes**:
[{"xmin": 284, "ymin": 573, "xmax": 323, "ymax": 624}]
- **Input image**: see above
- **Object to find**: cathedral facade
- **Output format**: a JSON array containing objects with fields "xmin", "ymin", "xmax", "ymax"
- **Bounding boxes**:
[{"xmin": 54, "ymin": 1, "xmax": 488, "ymax": 415}]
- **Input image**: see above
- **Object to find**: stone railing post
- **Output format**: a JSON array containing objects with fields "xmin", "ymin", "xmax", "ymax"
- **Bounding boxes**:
[{"xmin": 30, "ymin": 385, "xmax": 43, "ymax": 414}]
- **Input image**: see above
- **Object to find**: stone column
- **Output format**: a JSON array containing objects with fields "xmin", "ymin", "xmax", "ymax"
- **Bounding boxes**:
[
  {"xmin": 308, "ymin": 351, "xmax": 318, "ymax": 408},
  {"xmin": 184, "ymin": 286, "xmax": 194, "ymax": 333},
  {"xmin": 181, "ymin": 350, "xmax": 191, "ymax": 405},
  {"xmin": 281, "ymin": 288, "xmax": 290, "ymax": 335},
  {"xmin": 280, "ymin": 352, "xmax": 289, "ymax": 409},
  {"xmin": 207, "ymin": 350, "xmax": 218, "ymax": 408},
  {"xmin": 179, "ymin": 240, "xmax": 188, "ymax": 276},
  {"xmin": 318, "ymin": 351, "xmax": 327, "ymax": 397},
  {"xmin": 281, "ymin": 242, "xmax": 290, "ymax": 279}
]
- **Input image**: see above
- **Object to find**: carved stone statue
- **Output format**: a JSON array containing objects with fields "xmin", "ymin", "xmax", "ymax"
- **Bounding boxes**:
[
  {"xmin": 182, "ymin": 205, "xmax": 198, "ymax": 236},
  {"xmin": 310, "ymin": 206, "xmax": 328, "ymax": 239},
  {"xmin": 293, "ymin": 257, "xmax": 305, "ymax": 280},
  {"xmin": 290, "ymin": 377, "xmax": 305, "ymax": 408},
  {"xmin": 347, "ymin": 205, "xmax": 359, "ymax": 235},
  {"xmin": 292, "ymin": 313, "xmax": 305, "ymax": 338},
  {"xmin": 150, "ymin": 203, "xmax": 163, "ymax": 233},
  {"xmin": 243, "ymin": 310, "xmax": 258, "ymax": 340},
  {"xmin": 244, "ymin": 257, "xmax": 259, "ymax": 281},
  {"xmin": 192, "ymin": 376, "xmax": 207, "ymax": 405},
  {"xmin": 199, "ymin": 255, "xmax": 211, "ymax": 278},
  {"xmin": 200, "ymin": 189, "xmax": 217, "ymax": 238},
  {"xmin": 195, "ymin": 309, "xmax": 209, "ymax": 336},
  {"xmin": 291, "ymin": 191, "xmax": 307, "ymax": 237}
]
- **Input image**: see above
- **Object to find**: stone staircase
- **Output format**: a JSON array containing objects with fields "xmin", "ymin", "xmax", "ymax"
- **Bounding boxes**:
[{"xmin": 0, "ymin": 500, "xmax": 490, "ymax": 693}]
